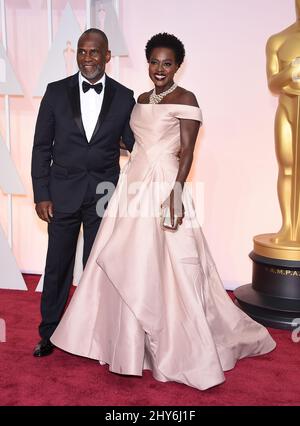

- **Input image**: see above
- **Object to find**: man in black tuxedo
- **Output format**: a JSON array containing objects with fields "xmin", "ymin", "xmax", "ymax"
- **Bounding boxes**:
[{"xmin": 31, "ymin": 29, "xmax": 135, "ymax": 357}]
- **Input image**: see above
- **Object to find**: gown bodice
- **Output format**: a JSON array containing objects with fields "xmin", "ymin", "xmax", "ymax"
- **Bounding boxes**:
[{"xmin": 129, "ymin": 103, "xmax": 203, "ymax": 161}]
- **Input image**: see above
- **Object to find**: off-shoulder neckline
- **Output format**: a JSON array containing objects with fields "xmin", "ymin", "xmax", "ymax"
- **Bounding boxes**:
[{"xmin": 136, "ymin": 103, "xmax": 200, "ymax": 109}]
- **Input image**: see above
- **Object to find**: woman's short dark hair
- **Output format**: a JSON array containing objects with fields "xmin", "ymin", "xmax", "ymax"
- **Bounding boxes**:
[{"xmin": 145, "ymin": 33, "xmax": 185, "ymax": 67}]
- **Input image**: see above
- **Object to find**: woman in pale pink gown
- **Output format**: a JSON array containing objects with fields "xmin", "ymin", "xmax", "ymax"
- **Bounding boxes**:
[{"xmin": 51, "ymin": 33, "xmax": 276, "ymax": 390}]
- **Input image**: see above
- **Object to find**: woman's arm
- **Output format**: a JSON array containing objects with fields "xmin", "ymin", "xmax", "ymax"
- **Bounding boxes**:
[{"xmin": 162, "ymin": 92, "xmax": 201, "ymax": 228}]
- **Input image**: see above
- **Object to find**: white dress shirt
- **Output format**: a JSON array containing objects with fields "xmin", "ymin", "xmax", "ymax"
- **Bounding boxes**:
[{"xmin": 79, "ymin": 73, "xmax": 106, "ymax": 142}]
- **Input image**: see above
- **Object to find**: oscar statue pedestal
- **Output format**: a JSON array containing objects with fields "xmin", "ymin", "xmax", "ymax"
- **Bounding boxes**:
[{"xmin": 234, "ymin": 234, "xmax": 300, "ymax": 330}]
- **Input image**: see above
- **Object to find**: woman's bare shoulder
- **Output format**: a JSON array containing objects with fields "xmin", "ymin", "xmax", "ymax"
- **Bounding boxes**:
[
  {"xmin": 175, "ymin": 87, "xmax": 199, "ymax": 107},
  {"xmin": 137, "ymin": 91, "xmax": 152, "ymax": 104}
]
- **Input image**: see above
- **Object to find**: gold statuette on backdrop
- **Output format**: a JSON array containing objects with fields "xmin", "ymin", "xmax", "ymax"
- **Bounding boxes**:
[
  {"xmin": 235, "ymin": 1, "xmax": 300, "ymax": 330},
  {"xmin": 254, "ymin": 0, "xmax": 300, "ymax": 261}
]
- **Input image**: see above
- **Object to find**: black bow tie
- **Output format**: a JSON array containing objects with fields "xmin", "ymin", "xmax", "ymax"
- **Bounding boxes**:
[{"xmin": 82, "ymin": 81, "xmax": 103, "ymax": 94}]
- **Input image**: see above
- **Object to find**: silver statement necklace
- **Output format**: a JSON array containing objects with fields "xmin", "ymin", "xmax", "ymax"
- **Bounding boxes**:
[{"xmin": 149, "ymin": 82, "xmax": 178, "ymax": 104}]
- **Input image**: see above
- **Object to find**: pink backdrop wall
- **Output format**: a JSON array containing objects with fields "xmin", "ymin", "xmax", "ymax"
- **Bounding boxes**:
[{"xmin": 0, "ymin": 0, "xmax": 295, "ymax": 289}]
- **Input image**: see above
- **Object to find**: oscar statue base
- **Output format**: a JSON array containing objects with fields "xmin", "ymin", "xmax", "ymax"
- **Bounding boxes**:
[
  {"xmin": 234, "ymin": 244, "xmax": 300, "ymax": 330},
  {"xmin": 253, "ymin": 233, "xmax": 300, "ymax": 261}
]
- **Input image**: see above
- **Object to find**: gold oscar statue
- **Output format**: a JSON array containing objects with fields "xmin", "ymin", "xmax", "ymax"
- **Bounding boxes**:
[
  {"xmin": 254, "ymin": 0, "xmax": 300, "ymax": 261},
  {"xmin": 235, "ymin": 1, "xmax": 300, "ymax": 329}
]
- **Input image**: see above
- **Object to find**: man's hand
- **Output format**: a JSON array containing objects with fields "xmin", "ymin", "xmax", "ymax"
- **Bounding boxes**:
[{"xmin": 35, "ymin": 201, "xmax": 54, "ymax": 223}]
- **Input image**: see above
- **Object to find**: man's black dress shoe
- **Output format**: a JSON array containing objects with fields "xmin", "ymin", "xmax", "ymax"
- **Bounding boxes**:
[{"xmin": 33, "ymin": 338, "xmax": 54, "ymax": 357}]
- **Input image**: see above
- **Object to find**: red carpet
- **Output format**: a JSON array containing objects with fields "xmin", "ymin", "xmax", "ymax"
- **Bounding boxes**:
[{"xmin": 0, "ymin": 275, "xmax": 299, "ymax": 406}]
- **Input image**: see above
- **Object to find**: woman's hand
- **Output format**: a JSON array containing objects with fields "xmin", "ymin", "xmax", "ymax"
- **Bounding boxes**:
[{"xmin": 161, "ymin": 187, "xmax": 185, "ymax": 228}]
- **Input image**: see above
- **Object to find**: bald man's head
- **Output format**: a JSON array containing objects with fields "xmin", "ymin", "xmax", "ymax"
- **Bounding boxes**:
[{"xmin": 77, "ymin": 29, "xmax": 111, "ymax": 83}]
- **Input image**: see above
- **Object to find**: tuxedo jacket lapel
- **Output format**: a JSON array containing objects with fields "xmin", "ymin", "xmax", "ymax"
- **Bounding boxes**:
[
  {"xmin": 90, "ymin": 75, "xmax": 116, "ymax": 142},
  {"xmin": 67, "ymin": 73, "xmax": 86, "ymax": 140}
]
